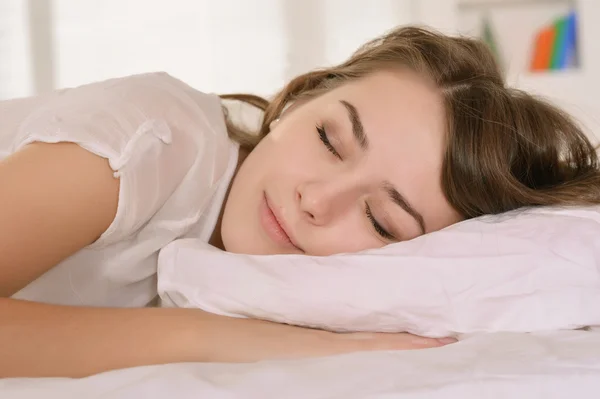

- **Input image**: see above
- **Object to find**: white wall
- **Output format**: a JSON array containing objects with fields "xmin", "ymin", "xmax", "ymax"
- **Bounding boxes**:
[
  {"xmin": 0, "ymin": 0, "xmax": 421, "ymax": 99},
  {"xmin": 283, "ymin": 0, "xmax": 413, "ymax": 77},
  {"xmin": 50, "ymin": 0, "xmax": 414, "ymax": 96},
  {"xmin": 0, "ymin": 0, "xmax": 33, "ymax": 99},
  {"xmin": 52, "ymin": 0, "xmax": 288, "ymax": 96}
]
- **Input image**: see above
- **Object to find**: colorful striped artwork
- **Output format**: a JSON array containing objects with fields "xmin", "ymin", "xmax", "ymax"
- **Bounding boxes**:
[{"xmin": 530, "ymin": 10, "xmax": 579, "ymax": 72}]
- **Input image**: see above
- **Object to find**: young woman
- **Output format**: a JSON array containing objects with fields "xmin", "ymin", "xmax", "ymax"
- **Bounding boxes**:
[{"xmin": 1, "ymin": 26, "xmax": 599, "ymax": 378}]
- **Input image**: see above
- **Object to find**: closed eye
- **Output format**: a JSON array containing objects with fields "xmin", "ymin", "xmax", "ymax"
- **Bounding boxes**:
[
  {"xmin": 316, "ymin": 124, "xmax": 341, "ymax": 160},
  {"xmin": 365, "ymin": 203, "xmax": 395, "ymax": 241}
]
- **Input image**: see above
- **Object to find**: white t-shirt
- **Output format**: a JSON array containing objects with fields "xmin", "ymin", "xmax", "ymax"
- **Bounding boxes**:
[{"xmin": 0, "ymin": 72, "xmax": 239, "ymax": 307}]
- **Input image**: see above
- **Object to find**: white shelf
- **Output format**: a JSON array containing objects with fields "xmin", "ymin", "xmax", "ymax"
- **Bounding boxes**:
[
  {"xmin": 511, "ymin": 69, "xmax": 584, "ymax": 88},
  {"xmin": 458, "ymin": 0, "xmax": 575, "ymax": 9}
]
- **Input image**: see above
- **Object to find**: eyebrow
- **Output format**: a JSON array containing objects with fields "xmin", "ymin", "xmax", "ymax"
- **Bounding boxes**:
[
  {"xmin": 340, "ymin": 100, "xmax": 368, "ymax": 150},
  {"xmin": 383, "ymin": 182, "xmax": 427, "ymax": 235}
]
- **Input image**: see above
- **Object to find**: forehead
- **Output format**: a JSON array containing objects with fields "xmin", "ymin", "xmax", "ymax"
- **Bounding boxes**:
[{"xmin": 328, "ymin": 70, "xmax": 447, "ymax": 165}]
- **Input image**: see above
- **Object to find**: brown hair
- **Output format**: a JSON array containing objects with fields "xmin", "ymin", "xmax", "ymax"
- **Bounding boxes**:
[{"xmin": 220, "ymin": 26, "xmax": 600, "ymax": 219}]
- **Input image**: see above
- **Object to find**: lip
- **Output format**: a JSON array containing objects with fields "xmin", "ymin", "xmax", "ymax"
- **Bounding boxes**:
[{"xmin": 260, "ymin": 193, "xmax": 303, "ymax": 252}]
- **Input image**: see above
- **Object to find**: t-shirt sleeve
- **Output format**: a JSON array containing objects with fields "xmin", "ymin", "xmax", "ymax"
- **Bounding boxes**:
[{"xmin": 10, "ymin": 72, "xmax": 204, "ymax": 247}]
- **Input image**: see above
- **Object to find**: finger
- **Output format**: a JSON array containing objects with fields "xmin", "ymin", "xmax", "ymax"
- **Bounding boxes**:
[{"xmin": 408, "ymin": 336, "xmax": 457, "ymax": 349}]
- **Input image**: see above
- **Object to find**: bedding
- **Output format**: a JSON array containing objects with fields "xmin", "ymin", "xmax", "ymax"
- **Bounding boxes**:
[
  {"xmin": 158, "ymin": 206, "xmax": 600, "ymax": 337},
  {"xmin": 3, "ymin": 331, "xmax": 600, "ymax": 398},
  {"xmin": 7, "ymin": 199, "xmax": 600, "ymax": 397}
]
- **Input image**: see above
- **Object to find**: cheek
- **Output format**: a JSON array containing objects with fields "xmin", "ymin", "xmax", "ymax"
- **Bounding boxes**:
[
  {"xmin": 263, "ymin": 127, "xmax": 325, "ymax": 172},
  {"xmin": 309, "ymin": 214, "xmax": 385, "ymax": 256},
  {"xmin": 270, "ymin": 122, "xmax": 313, "ymax": 149}
]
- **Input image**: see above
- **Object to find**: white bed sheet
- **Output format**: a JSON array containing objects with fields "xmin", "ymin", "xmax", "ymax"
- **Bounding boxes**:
[{"xmin": 2, "ymin": 331, "xmax": 600, "ymax": 398}]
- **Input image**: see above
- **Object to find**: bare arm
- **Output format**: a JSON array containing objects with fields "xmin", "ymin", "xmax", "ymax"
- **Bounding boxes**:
[
  {"xmin": 0, "ymin": 142, "xmax": 119, "ymax": 296},
  {"xmin": 0, "ymin": 298, "xmax": 449, "ymax": 378},
  {"xmin": 0, "ymin": 142, "xmax": 157, "ymax": 377}
]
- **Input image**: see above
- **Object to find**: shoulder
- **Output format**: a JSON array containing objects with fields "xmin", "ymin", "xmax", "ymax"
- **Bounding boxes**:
[{"xmin": 9, "ymin": 72, "xmax": 231, "ymax": 247}]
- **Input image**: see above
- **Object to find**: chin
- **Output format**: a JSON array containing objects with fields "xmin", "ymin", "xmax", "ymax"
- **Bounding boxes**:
[
  {"xmin": 221, "ymin": 234, "xmax": 287, "ymax": 255},
  {"xmin": 221, "ymin": 231, "xmax": 265, "ymax": 255}
]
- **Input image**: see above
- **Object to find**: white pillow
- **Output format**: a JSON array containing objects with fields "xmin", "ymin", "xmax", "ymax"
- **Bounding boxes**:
[{"xmin": 157, "ymin": 207, "xmax": 600, "ymax": 337}]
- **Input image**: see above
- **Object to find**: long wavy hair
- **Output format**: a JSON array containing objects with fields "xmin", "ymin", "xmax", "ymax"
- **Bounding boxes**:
[{"xmin": 219, "ymin": 26, "xmax": 600, "ymax": 219}]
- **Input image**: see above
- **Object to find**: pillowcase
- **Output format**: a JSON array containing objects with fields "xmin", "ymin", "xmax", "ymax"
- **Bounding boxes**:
[{"xmin": 157, "ymin": 206, "xmax": 600, "ymax": 337}]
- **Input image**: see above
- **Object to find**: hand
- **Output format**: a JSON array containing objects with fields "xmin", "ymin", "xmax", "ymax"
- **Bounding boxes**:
[
  {"xmin": 199, "ymin": 315, "xmax": 457, "ymax": 363},
  {"xmin": 329, "ymin": 331, "xmax": 457, "ymax": 354}
]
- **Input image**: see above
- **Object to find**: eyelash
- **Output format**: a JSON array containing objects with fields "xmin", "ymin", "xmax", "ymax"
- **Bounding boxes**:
[
  {"xmin": 316, "ymin": 124, "xmax": 342, "ymax": 160},
  {"xmin": 365, "ymin": 203, "xmax": 395, "ymax": 241}
]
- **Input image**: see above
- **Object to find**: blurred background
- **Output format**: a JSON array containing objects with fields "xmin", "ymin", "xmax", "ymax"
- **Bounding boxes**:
[{"xmin": 1, "ymin": 0, "xmax": 599, "ymax": 140}]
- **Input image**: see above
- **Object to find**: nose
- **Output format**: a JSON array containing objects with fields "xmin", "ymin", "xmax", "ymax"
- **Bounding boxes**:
[{"xmin": 296, "ymin": 177, "xmax": 362, "ymax": 226}]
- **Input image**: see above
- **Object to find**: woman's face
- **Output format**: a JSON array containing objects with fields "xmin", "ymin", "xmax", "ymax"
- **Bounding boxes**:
[{"xmin": 220, "ymin": 70, "xmax": 462, "ymax": 256}]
